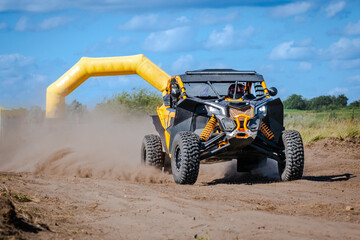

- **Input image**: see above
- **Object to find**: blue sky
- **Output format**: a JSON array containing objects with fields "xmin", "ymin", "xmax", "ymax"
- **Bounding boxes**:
[{"xmin": 1, "ymin": 0, "xmax": 360, "ymax": 109}]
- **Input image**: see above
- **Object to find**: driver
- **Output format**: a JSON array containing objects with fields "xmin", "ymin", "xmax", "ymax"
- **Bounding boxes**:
[{"xmin": 228, "ymin": 83, "xmax": 245, "ymax": 99}]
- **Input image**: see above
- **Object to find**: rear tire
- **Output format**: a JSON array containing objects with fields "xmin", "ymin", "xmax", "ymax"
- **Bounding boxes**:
[
  {"xmin": 141, "ymin": 134, "xmax": 164, "ymax": 169},
  {"xmin": 171, "ymin": 132, "xmax": 200, "ymax": 184},
  {"xmin": 278, "ymin": 130, "xmax": 304, "ymax": 181}
]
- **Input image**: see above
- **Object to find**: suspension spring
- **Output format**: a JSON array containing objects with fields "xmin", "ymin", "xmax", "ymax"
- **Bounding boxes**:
[
  {"xmin": 260, "ymin": 122, "xmax": 274, "ymax": 140},
  {"xmin": 199, "ymin": 116, "xmax": 217, "ymax": 141}
]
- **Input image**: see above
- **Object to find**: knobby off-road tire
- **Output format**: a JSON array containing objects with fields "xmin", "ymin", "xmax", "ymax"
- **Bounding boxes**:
[
  {"xmin": 278, "ymin": 130, "xmax": 304, "ymax": 181},
  {"xmin": 141, "ymin": 134, "xmax": 164, "ymax": 169},
  {"xmin": 171, "ymin": 131, "xmax": 200, "ymax": 185}
]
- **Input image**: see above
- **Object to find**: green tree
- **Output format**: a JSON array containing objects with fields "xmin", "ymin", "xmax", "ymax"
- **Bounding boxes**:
[
  {"xmin": 308, "ymin": 95, "xmax": 335, "ymax": 111},
  {"xmin": 349, "ymin": 100, "xmax": 360, "ymax": 108},
  {"xmin": 66, "ymin": 100, "xmax": 88, "ymax": 119},
  {"xmin": 283, "ymin": 94, "xmax": 307, "ymax": 110},
  {"xmin": 334, "ymin": 94, "xmax": 348, "ymax": 107}
]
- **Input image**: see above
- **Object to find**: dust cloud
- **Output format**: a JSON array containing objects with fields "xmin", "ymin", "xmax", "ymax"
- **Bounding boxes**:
[
  {"xmin": 0, "ymin": 111, "xmax": 172, "ymax": 183},
  {"xmin": 0, "ymin": 110, "xmax": 280, "ymax": 184}
]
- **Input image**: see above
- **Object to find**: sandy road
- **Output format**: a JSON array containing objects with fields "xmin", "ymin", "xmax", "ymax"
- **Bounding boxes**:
[{"xmin": 1, "ymin": 137, "xmax": 359, "ymax": 240}]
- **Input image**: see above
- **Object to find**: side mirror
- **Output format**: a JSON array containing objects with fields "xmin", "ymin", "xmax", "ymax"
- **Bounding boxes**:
[{"xmin": 268, "ymin": 87, "xmax": 278, "ymax": 96}]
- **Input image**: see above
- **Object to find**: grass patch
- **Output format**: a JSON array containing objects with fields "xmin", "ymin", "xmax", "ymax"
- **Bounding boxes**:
[
  {"xmin": 13, "ymin": 193, "xmax": 31, "ymax": 202},
  {"xmin": 284, "ymin": 108, "xmax": 360, "ymax": 142}
]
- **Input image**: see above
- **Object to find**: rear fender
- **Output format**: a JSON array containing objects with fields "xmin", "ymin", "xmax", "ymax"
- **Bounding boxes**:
[{"xmin": 151, "ymin": 115, "xmax": 168, "ymax": 153}]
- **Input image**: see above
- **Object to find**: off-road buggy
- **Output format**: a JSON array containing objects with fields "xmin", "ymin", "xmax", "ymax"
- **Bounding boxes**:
[
  {"xmin": 45, "ymin": 55, "xmax": 303, "ymax": 185},
  {"xmin": 141, "ymin": 69, "xmax": 305, "ymax": 184}
]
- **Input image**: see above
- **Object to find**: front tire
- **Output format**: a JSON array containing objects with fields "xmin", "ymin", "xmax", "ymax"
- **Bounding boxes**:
[
  {"xmin": 171, "ymin": 132, "xmax": 200, "ymax": 184},
  {"xmin": 278, "ymin": 130, "xmax": 304, "ymax": 181},
  {"xmin": 141, "ymin": 134, "xmax": 164, "ymax": 169}
]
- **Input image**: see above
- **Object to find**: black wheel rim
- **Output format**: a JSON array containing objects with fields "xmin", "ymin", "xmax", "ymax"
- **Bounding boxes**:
[{"xmin": 175, "ymin": 146, "xmax": 182, "ymax": 171}]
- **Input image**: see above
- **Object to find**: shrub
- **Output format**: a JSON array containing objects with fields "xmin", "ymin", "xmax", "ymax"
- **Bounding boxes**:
[{"xmin": 96, "ymin": 88, "xmax": 162, "ymax": 115}]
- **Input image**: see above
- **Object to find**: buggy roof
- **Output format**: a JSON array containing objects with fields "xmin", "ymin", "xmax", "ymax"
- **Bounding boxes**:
[{"xmin": 179, "ymin": 69, "xmax": 264, "ymax": 83}]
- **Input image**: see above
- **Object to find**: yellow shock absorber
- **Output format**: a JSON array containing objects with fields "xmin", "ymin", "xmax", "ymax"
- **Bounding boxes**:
[
  {"xmin": 199, "ymin": 115, "xmax": 217, "ymax": 141},
  {"xmin": 260, "ymin": 122, "xmax": 274, "ymax": 140}
]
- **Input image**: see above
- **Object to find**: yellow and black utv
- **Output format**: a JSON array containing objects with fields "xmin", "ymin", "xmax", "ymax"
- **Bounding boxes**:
[
  {"xmin": 46, "ymin": 55, "xmax": 304, "ymax": 185},
  {"xmin": 142, "ymin": 69, "xmax": 305, "ymax": 184}
]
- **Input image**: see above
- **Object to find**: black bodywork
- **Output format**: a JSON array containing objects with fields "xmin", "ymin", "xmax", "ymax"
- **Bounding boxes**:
[{"xmin": 152, "ymin": 69, "xmax": 285, "ymax": 170}]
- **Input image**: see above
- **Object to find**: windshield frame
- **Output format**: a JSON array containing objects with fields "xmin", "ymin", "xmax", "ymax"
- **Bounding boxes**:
[{"xmin": 182, "ymin": 81, "xmax": 261, "ymax": 98}]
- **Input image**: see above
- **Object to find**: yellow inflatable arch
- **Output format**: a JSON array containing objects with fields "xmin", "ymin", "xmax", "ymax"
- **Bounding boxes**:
[{"xmin": 46, "ymin": 54, "xmax": 170, "ymax": 118}]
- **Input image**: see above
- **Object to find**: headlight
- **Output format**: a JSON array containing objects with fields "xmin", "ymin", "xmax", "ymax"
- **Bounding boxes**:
[
  {"xmin": 247, "ymin": 117, "xmax": 261, "ymax": 131},
  {"xmin": 257, "ymin": 105, "xmax": 267, "ymax": 115},
  {"xmin": 221, "ymin": 117, "xmax": 236, "ymax": 131},
  {"xmin": 207, "ymin": 106, "xmax": 222, "ymax": 115}
]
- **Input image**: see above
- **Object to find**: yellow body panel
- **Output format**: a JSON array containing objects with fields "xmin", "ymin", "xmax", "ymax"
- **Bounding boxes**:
[
  {"xmin": 46, "ymin": 54, "xmax": 170, "ymax": 118},
  {"xmin": 157, "ymin": 105, "xmax": 167, "ymax": 129},
  {"xmin": 157, "ymin": 104, "xmax": 176, "ymax": 152}
]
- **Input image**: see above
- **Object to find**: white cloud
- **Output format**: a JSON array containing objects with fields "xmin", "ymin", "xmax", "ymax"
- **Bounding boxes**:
[
  {"xmin": 0, "ymin": 21, "xmax": 7, "ymax": 29},
  {"xmin": 298, "ymin": 61, "xmax": 312, "ymax": 71},
  {"xmin": 171, "ymin": 55, "xmax": 195, "ymax": 74},
  {"xmin": 318, "ymin": 38, "xmax": 360, "ymax": 69},
  {"xmin": 142, "ymin": 27, "xmax": 196, "ymax": 52},
  {"xmin": 271, "ymin": 37, "xmax": 360, "ymax": 65},
  {"xmin": 269, "ymin": 1, "xmax": 312, "ymax": 18},
  {"xmin": 328, "ymin": 87, "xmax": 348, "ymax": 95},
  {"xmin": 0, "ymin": 54, "xmax": 41, "ymax": 87},
  {"xmin": 194, "ymin": 10, "xmax": 239, "ymax": 25},
  {"xmin": 323, "ymin": 38, "xmax": 360, "ymax": 59},
  {"xmin": 239, "ymin": 25, "xmax": 255, "ymax": 37},
  {"xmin": 205, "ymin": 25, "xmax": 234, "ymax": 49},
  {"xmin": 330, "ymin": 58, "xmax": 360, "ymax": 69},
  {"xmin": 269, "ymin": 39, "xmax": 314, "ymax": 60},
  {"xmin": 14, "ymin": 16, "xmax": 29, "ymax": 31},
  {"xmin": 0, "ymin": 53, "xmax": 48, "ymax": 107},
  {"xmin": 120, "ymin": 10, "xmax": 239, "ymax": 32},
  {"xmin": 38, "ymin": 16, "xmax": 74, "ymax": 31},
  {"xmin": 0, "ymin": 0, "xmax": 266, "ymax": 13},
  {"xmin": 325, "ymin": 1, "xmax": 346, "ymax": 18},
  {"xmin": 0, "ymin": 53, "xmax": 35, "ymax": 86},
  {"xmin": 120, "ymin": 14, "xmax": 190, "ymax": 31},
  {"xmin": 0, "ymin": 53, "xmax": 34, "ymax": 69},
  {"xmin": 204, "ymin": 25, "xmax": 255, "ymax": 50},
  {"xmin": 0, "ymin": 0, "xmax": 65, "ymax": 12},
  {"xmin": 14, "ymin": 15, "xmax": 74, "ymax": 32},
  {"xmin": 123, "ymin": 14, "xmax": 159, "ymax": 30},
  {"xmin": 343, "ymin": 20, "xmax": 360, "ymax": 36}
]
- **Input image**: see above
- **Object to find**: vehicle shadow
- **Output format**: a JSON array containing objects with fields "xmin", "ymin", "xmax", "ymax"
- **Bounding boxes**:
[
  {"xmin": 204, "ymin": 173, "xmax": 355, "ymax": 185},
  {"xmin": 202, "ymin": 159, "xmax": 280, "ymax": 186},
  {"xmin": 302, "ymin": 173, "xmax": 355, "ymax": 182},
  {"xmin": 203, "ymin": 172, "xmax": 279, "ymax": 186}
]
